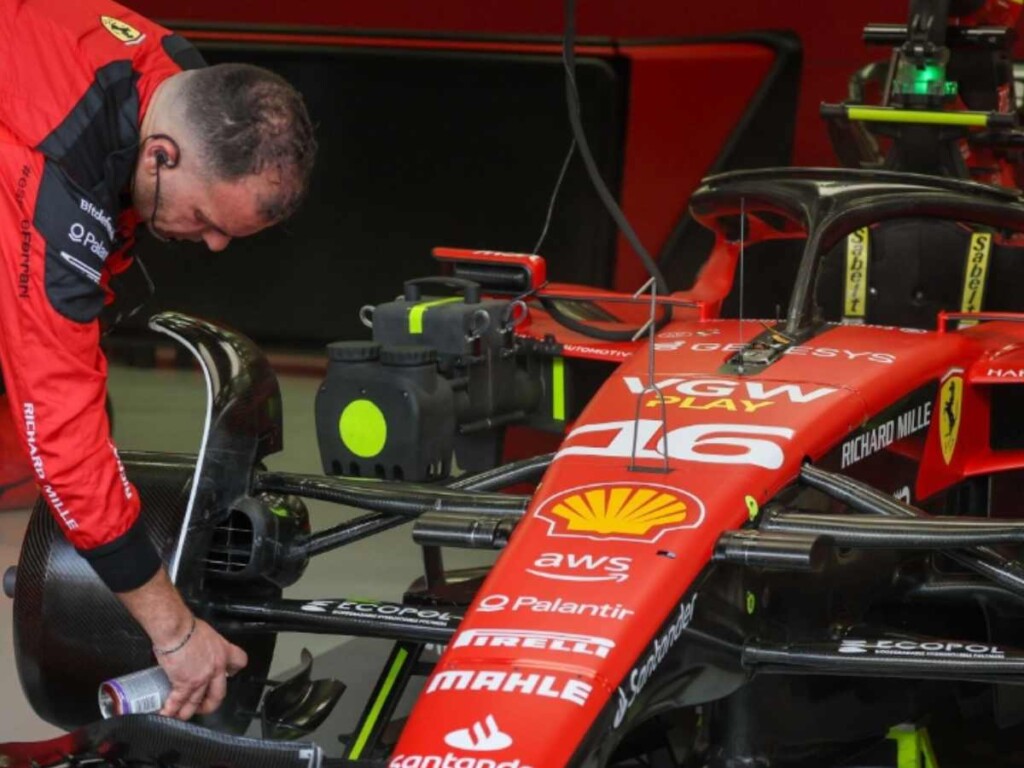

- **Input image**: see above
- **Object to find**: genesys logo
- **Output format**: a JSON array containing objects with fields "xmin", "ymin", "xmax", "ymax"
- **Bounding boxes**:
[
  {"xmin": 839, "ymin": 639, "xmax": 1004, "ymax": 658},
  {"xmin": 525, "ymin": 552, "xmax": 632, "ymax": 584},
  {"xmin": 453, "ymin": 628, "xmax": 615, "ymax": 659},
  {"xmin": 445, "ymin": 715, "xmax": 513, "ymax": 751},
  {"xmin": 649, "ymin": 341, "xmax": 896, "ymax": 364},
  {"xmin": 300, "ymin": 600, "xmax": 455, "ymax": 625},
  {"xmin": 613, "ymin": 594, "xmax": 698, "ymax": 728},
  {"xmin": 426, "ymin": 669, "xmax": 592, "ymax": 707},
  {"xmin": 535, "ymin": 483, "xmax": 704, "ymax": 543},
  {"xmin": 558, "ymin": 420, "xmax": 794, "ymax": 470},
  {"xmin": 391, "ymin": 756, "xmax": 531, "ymax": 768},
  {"xmin": 476, "ymin": 594, "xmax": 635, "ymax": 621}
]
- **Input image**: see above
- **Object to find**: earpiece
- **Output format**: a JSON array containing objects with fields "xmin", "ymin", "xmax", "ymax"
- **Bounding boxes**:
[{"xmin": 155, "ymin": 149, "xmax": 176, "ymax": 168}]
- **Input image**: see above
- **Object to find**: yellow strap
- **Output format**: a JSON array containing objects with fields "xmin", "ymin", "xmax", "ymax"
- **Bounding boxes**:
[
  {"xmin": 408, "ymin": 297, "xmax": 462, "ymax": 334},
  {"xmin": 959, "ymin": 232, "xmax": 991, "ymax": 327},
  {"xmin": 844, "ymin": 227, "xmax": 870, "ymax": 321}
]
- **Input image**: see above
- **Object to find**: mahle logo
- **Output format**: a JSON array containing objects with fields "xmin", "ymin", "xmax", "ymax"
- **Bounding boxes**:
[
  {"xmin": 536, "ymin": 483, "xmax": 703, "ymax": 543},
  {"xmin": 100, "ymin": 16, "xmax": 145, "ymax": 45}
]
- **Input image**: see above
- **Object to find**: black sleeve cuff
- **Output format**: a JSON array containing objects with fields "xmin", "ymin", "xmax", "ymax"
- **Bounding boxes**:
[{"xmin": 77, "ymin": 516, "xmax": 162, "ymax": 593}]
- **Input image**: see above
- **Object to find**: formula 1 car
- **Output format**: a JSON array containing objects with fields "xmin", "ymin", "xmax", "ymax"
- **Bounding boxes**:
[{"xmin": 7, "ymin": 165, "xmax": 1024, "ymax": 768}]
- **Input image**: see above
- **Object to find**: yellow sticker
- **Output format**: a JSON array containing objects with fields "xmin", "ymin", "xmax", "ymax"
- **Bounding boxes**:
[
  {"xmin": 939, "ymin": 375, "xmax": 963, "ymax": 465},
  {"xmin": 101, "ymin": 16, "xmax": 145, "ymax": 45},
  {"xmin": 959, "ymin": 232, "xmax": 991, "ymax": 327},
  {"xmin": 745, "ymin": 495, "xmax": 759, "ymax": 521},
  {"xmin": 549, "ymin": 487, "xmax": 687, "ymax": 537},
  {"xmin": 844, "ymin": 227, "xmax": 869, "ymax": 319}
]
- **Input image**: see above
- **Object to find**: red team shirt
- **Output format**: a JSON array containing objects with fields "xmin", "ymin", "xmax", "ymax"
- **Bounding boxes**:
[{"xmin": 0, "ymin": 0, "xmax": 204, "ymax": 590}]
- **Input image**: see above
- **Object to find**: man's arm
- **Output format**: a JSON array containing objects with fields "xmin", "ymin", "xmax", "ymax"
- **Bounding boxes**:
[{"xmin": 0, "ymin": 145, "xmax": 245, "ymax": 720}]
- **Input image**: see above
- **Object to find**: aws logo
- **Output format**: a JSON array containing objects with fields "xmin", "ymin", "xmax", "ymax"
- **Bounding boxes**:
[
  {"xmin": 101, "ymin": 16, "xmax": 145, "ymax": 45},
  {"xmin": 535, "ymin": 483, "xmax": 704, "ymax": 543}
]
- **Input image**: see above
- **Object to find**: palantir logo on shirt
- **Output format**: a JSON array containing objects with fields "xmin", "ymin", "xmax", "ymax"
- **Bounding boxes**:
[
  {"xmin": 100, "ymin": 15, "xmax": 145, "ymax": 45},
  {"xmin": 444, "ymin": 715, "xmax": 513, "ymax": 751}
]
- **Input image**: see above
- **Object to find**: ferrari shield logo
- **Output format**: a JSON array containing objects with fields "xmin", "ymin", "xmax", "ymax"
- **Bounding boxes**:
[
  {"xmin": 101, "ymin": 16, "xmax": 145, "ymax": 45},
  {"xmin": 939, "ymin": 375, "xmax": 963, "ymax": 465},
  {"xmin": 536, "ymin": 483, "xmax": 704, "ymax": 543}
]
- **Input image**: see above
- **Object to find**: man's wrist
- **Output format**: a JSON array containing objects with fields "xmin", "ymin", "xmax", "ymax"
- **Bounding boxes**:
[{"xmin": 114, "ymin": 566, "xmax": 194, "ymax": 648}]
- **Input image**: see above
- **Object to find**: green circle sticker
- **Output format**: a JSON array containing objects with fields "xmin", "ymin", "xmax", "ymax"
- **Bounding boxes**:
[{"xmin": 339, "ymin": 399, "xmax": 387, "ymax": 458}]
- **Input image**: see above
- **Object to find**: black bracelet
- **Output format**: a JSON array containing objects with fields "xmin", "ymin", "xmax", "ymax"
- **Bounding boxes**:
[{"xmin": 153, "ymin": 615, "xmax": 197, "ymax": 657}]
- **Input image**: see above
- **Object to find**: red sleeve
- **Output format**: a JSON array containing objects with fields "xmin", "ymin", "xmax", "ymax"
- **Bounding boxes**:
[{"xmin": 0, "ymin": 137, "xmax": 160, "ymax": 591}]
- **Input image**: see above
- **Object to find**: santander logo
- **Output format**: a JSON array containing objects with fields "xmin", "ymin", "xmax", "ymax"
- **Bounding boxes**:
[{"xmin": 444, "ymin": 715, "xmax": 513, "ymax": 751}]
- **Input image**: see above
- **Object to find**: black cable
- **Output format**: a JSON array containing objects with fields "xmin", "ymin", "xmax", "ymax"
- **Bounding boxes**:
[
  {"xmin": 533, "ymin": 137, "xmax": 577, "ymax": 254},
  {"xmin": 555, "ymin": 0, "xmax": 673, "ymax": 341},
  {"xmin": 562, "ymin": 0, "xmax": 668, "ymax": 294}
]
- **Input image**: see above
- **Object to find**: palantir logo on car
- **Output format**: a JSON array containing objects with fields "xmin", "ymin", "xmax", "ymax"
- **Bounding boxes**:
[{"xmin": 444, "ymin": 715, "xmax": 513, "ymax": 751}]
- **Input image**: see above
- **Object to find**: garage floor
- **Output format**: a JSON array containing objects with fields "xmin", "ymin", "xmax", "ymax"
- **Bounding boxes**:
[{"xmin": 0, "ymin": 362, "xmax": 495, "ymax": 755}]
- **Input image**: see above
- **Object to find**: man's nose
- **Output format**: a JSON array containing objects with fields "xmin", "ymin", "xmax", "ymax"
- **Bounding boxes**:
[{"xmin": 203, "ymin": 231, "xmax": 232, "ymax": 252}]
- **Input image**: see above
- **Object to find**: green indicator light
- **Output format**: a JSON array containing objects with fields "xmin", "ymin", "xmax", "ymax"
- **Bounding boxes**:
[
  {"xmin": 745, "ymin": 591, "xmax": 757, "ymax": 615},
  {"xmin": 339, "ymin": 399, "xmax": 388, "ymax": 458},
  {"xmin": 269, "ymin": 506, "xmax": 289, "ymax": 519}
]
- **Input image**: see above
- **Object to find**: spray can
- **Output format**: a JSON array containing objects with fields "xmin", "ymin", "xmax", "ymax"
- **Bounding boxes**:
[{"xmin": 98, "ymin": 666, "xmax": 172, "ymax": 717}]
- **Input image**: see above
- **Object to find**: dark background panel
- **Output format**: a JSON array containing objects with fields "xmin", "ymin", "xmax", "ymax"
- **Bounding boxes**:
[{"xmin": 120, "ymin": 45, "xmax": 627, "ymax": 349}]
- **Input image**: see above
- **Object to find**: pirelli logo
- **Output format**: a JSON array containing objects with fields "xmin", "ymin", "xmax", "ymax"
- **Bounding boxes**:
[
  {"xmin": 959, "ymin": 232, "xmax": 991, "ymax": 327},
  {"xmin": 844, "ymin": 227, "xmax": 869, "ymax": 321}
]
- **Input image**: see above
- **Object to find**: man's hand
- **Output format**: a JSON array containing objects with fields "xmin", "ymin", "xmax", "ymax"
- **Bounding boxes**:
[
  {"xmin": 155, "ymin": 617, "xmax": 248, "ymax": 720},
  {"xmin": 115, "ymin": 566, "xmax": 248, "ymax": 720}
]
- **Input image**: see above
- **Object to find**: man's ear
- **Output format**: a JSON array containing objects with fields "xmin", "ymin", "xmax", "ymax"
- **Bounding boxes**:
[{"xmin": 141, "ymin": 134, "xmax": 180, "ymax": 172}]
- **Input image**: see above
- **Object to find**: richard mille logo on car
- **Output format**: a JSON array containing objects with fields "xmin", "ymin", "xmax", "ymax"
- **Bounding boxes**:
[
  {"xmin": 453, "ymin": 629, "xmax": 615, "ymax": 659},
  {"xmin": 426, "ymin": 669, "xmax": 592, "ymax": 707},
  {"xmin": 535, "ymin": 483, "xmax": 704, "ymax": 543},
  {"xmin": 840, "ymin": 401, "xmax": 932, "ymax": 468},
  {"xmin": 444, "ymin": 714, "xmax": 513, "ymax": 751},
  {"xmin": 525, "ymin": 552, "xmax": 632, "ymax": 583},
  {"xmin": 839, "ymin": 639, "xmax": 1004, "ymax": 658},
  {"xmin": 476, "ymin": 594, "xmax": 636, "ymax": 621},
  {"xmin": 613, "ymin": 594, "xmax": 698, "ymax": 728}
]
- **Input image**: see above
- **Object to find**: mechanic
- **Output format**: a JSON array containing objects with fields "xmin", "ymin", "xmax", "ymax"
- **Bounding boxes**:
[{"xmin": 0, "ymin": 1, "xmax": 316, "ymax": 721}]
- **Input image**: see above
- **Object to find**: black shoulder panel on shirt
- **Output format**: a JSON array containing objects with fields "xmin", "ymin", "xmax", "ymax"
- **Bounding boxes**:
[
  {"xmin": 162, "ymin": 33, "xmax": 208, "ymax": 70},
  {"xmin": 36, "ymin": 162, "xmax": 113, "ymax": 323},
  {"xmin": 36, "ymin": 60, "xmax": 140, "ymax": 213}
]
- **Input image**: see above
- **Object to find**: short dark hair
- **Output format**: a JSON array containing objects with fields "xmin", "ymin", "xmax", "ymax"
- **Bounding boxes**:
[{"xmin": 183, "ymin": 63, "xmax": 317, "ymax": 222}]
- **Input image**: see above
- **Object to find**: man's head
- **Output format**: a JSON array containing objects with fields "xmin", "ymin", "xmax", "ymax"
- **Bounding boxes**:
[{"xmin": 132, "ymin": 63, "xmax": 317, "ymax": 250}]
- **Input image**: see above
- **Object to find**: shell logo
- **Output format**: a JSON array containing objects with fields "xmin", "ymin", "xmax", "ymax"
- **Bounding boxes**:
[{"xmin": 536, "ymin": 483, "xmax": 705, "ymax": 543}]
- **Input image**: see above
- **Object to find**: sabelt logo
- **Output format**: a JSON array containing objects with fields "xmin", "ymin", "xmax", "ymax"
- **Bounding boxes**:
[
  {"xmin": 939, "ymin": 373, "xmax": 963, "ymax": 465},
  {"xmin": 839, "ymin": 639, "xmax": 1004, "ymax": 658},
  {"xmin": 613, "ymin": 594, "xmax": 698, "ymax": 728},
  {"xmin": 476, "ymin": 594, "xmax": 635, "ymax": 621},
  {"xmin": 526, "ymin": 552, "xmax": 632, "ymax": 583},
  {"xmin": 426, "ymin": 669, "xmax": 592, "ymax": 707},
  {"xmin": 390, "ymin": 756, "xmax": 532, "ymax": 768},
  {"xmin": 844, "ymin": 227, "xmax": 869, "ymax": 319},
  {"xmin": 100, "ymin": 15, "xmax": 145, "ymax": 45},
  {"xmin": 453, "ymin": 628, "xmax": 615, "ymax": 659},
  {"xmin": 535, "ymin": 483, "xmax": 704, "ymax": 543}
]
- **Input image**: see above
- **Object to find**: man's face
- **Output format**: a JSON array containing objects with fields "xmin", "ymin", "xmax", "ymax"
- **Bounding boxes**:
[{"xmin": 134, "ymin": 158, "xmax": 280, "ymax": 252}]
